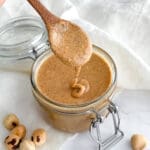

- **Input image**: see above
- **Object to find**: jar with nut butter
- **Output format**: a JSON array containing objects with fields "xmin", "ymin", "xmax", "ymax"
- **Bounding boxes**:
[{"xmin": 0, "ymin": 17, "xmax": 124, "ymax": 150}]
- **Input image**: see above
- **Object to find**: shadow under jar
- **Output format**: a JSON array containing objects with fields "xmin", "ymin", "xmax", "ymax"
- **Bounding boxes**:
[{"xmin": 0, "ymin": 17, "xmax": 124, "ymax": 150}]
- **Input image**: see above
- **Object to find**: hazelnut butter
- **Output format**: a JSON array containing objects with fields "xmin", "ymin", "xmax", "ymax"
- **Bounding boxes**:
[
  {"xmin": 32, "ymin": 48, "xmax": 115, "ymax": 133},
  {"xmin": 49, "ymin": 21, "xmax": 92, "ymax": 67},
  {"xmin": 36, "ymin": 53, "xmax": 111, "ymax": 105}
]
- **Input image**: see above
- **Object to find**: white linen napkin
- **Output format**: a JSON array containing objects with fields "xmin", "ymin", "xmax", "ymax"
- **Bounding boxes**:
[{"xmin": 0, "ymin": 0, "xmax": 150, "ymax": 150}]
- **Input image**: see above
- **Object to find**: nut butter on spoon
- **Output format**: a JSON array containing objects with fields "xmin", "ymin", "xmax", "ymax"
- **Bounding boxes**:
[
  {"xmin": 27, "ymin": 0, "xmax": 92, "ymax": 67},
  {"xmin": 28, "ymin": 0, "xmax": 92, "ymax": 98}
]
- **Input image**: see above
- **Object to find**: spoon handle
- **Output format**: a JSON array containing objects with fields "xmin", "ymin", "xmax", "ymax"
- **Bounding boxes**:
[{"xmin": 27, "ymin": 0, "xmax": 59, "ymax": 28}]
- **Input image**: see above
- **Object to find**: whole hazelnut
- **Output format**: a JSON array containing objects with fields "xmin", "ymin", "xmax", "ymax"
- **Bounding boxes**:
[
  {"xmin": 3, "ymin": 114, "xmax": 19, "ymax": 130},
  {"xmin": 11, "ymin": 125, "xmax": 26, "ymax": 139},
  {"xmin": 4, "ymin": 134, "xmax": 21, "ymax": 150},
  {"xmin": 131, "ymin": 134, "xmax": 148, "ymax": 150},
  {"xmin": 31, "ymin": 128, "xmax": 47, "ymax": 146},
  {"xmin": 20, "ymin": 139, "xmax": 35, "ymax": 150}
]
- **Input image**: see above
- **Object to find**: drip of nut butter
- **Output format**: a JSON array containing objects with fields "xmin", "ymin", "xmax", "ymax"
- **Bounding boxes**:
[
  {"xmin": 71, "ymin": 67, "xmax": 90, "ymax": 98},
  {"xmin": 49, "ymin": 20, "xmax": 92, "ymax": 98}
]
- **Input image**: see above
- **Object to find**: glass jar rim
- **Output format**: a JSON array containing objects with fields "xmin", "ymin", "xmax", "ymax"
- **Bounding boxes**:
[{"xmin": 31, "ymin": 45, "xmax": 117, "ymax": 110}]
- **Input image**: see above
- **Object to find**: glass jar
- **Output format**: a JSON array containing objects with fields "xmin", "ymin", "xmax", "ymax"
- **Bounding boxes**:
[
  {"xmin": 0, "ymin": 17, "xmax": 49, "ymax": 72},
  {"xmin": 31, "ymin": 46, "xmax": 116, "ymax": 132},
  {"xmin": 0, "ymin": 17, "xmax": 124, "ymax": 149}
]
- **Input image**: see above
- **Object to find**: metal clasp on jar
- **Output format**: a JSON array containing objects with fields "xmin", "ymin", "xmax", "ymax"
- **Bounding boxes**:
[
  {"xmin": 89, "ymin": 102, "xmax": 124, "ymax": 150},
  {"xmin": 30, "ymin": 41, "xmax": 50, "ymax": 60}
]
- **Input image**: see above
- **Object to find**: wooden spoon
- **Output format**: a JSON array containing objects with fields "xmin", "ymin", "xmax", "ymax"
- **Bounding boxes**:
[{"xmin": 27, "ymin": 0, "xmax": 92, "ymax": 66}]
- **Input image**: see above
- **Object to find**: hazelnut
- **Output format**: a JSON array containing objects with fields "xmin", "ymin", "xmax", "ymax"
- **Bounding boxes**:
[
  {"xmin": 20, "ymin": 139, "xmax": 35, "ymax": 150},
  {"xmin": 131, "ymin": 134, "xmax": 148, "ymax": 150},
  {"xmin": 4, "ymin": 134, "xmax": 21, "ymax": 150},
  {"xmin": 11, "ymin": 125, "xmax": 26, "ymax": 139},
  {"xmin": 31, "ymin": 128, "xmax": 46, "ymax": 146},
  {"xmin": 3, "ymin": 114, "xmax": 19, "ymax": 130}
]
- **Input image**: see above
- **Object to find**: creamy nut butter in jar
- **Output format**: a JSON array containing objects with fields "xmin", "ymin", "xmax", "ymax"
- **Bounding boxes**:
[{"xmin": 0, "ymin": 17, "xmax": 124, "ymax": 149}]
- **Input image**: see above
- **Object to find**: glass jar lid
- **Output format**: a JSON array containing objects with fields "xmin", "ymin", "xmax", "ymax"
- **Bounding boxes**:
[{"xmin": 0, "ymin": 16, "xmax": 49, "ymax": 60}]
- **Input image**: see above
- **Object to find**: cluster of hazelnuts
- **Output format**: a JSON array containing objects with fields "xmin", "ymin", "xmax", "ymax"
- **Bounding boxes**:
[
  {"xmin": 3, "ymin": 114, "xmax": 149, "ymax": 150},
  {"xmin": 3, "ymin": 113, "xmax": 47, "ymax": 150}
]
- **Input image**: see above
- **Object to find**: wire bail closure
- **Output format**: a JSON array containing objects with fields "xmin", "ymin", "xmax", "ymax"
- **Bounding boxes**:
[{"xmin": 89, "ymin": 102, "xmax": 124, "ymax": 150}]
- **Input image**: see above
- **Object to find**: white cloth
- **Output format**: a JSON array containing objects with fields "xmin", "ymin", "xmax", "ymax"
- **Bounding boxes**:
[{"xmin": 0, "ymin": 0, "xmax": 150, "ymax": 150}]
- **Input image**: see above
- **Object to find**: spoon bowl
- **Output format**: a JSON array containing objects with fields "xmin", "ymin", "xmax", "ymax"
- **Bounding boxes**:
[{"xmin": 27, "ymin": 0, "xmax": 92, "ymax": 66}]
